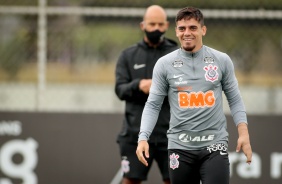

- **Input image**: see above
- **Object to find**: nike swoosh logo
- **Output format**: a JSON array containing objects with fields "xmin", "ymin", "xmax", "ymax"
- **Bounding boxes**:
[
  {"xmin": 134, "ymin": 64, "xmax": 146, "ymax": 70},
  {"xmin": 173, "ymin": 74, "xmax": 184, "ymax": 78},
  {"xmin": 220, "ymin": 151, "xmax": 228, "ymax": 155}
]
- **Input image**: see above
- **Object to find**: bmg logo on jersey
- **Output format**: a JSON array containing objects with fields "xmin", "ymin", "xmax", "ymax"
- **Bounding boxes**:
[
  {"xmin": 178, "ymin": 90, "xmax": 215, "ymax": 108},
  {"xmin": 0, "ymin": 121, "xmax": 38, "ymax": 184}
]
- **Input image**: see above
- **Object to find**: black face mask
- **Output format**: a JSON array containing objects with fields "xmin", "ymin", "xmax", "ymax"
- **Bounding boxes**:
[{"xmin": 145, "ymin": 30, "xmax": 165, "ymax": 44}]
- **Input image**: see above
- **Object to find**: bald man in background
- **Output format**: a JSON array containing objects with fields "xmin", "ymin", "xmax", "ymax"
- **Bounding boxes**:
[{"xmin": 115, "ymin": 5, "xmax": 178, "ymax": 184}]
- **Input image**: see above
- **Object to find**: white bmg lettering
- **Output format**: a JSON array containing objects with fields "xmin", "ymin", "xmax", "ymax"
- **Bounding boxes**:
[
  {"xmin": 0, "ymin": 138, "xmax": 38, "ymax": 184},
  {"xmin": 271, "ymin": 152, "xmax": 282, "ymax": 179},
  {"xmin": 229, "ymin": 152, "xmax": 261, "ymax": 178}
]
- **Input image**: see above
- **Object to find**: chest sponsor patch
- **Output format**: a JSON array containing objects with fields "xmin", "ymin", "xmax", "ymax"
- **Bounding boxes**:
[
  {"xmin": 179, "ymin": 133, "xmax": 215, "ymax": 143},
  {"xmin": 175, "ymin": 77, "xmax": 188, "ymax": 85},
  {"xmin": 204, "ymin": 56, "xmax": 215, "ymax": 63},
  {"xmin": 178, "ymin": 90, "xmax": 215, "ymax": 108},
  {"xmin": 172, "ymin": 60, "xmax": 183, "ymax": 68},
  {"xmin": 203, "ymin": 64, "xmax": 219, "ymax": 82}
]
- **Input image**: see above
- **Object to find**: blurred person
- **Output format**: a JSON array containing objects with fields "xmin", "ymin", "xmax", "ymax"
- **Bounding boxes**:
[
  {"xmin": 136, "ymin": 7, "xmax": 252, "ymax": 184},
  {"xmin": 114, "ymin": 5, "xmax": 178, "ymax": 184}
]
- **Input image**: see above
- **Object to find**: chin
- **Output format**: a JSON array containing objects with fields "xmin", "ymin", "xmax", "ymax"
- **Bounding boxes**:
[{"xmin": 183, "ymin": 46, "xmax": 195, "ymax": 52}]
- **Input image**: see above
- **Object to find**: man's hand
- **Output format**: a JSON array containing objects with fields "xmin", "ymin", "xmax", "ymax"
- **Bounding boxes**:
[
  {"xmin": 139, "ymin": 79, "xmax": 152, "ymax": 94},
  {"xmin": 136, "ymin": 140, "xmax": 149, "ymax": 166},
  {"xmin": 236, "ymin": 123, "xmax": 252, "ymax": 164}
]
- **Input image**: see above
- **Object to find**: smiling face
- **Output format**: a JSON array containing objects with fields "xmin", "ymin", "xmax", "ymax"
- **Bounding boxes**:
[{"xmin": 175, "ymin": 18, "xmax": 207, "ymax": 52}]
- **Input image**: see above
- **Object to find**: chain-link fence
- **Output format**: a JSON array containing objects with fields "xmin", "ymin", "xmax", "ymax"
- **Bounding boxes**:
[{"xmin": 0, "ymin": 0, "xmax": 281, "ymax": 113}]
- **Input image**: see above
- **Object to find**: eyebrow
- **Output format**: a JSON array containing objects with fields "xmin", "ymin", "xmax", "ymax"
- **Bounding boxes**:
[{"xmin": 177, "ymin": 25, "xmax": 198, "ymax": 29}]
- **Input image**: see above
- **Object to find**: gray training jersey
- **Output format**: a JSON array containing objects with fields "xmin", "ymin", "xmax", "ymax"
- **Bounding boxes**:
[{"xmin": 138, "ymin": 45, "xmax": 247, "ymax": 150}]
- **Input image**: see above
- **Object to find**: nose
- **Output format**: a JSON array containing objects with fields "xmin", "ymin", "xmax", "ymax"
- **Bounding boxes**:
[
  {"xmin": 184, "ymin": 29, "xmax": 191, "ymax": 36},
  {"xmin": 153, "ymin": 25, "xmax": 161, "ymax": 31},
  {"xmin": 153, "ymin": 23, "xmax": 164, "ymax": 31}
]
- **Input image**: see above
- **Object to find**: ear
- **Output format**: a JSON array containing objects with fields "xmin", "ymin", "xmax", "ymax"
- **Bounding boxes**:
[
  {"xmin": 202, "ymin": 26, "xmax": 207, "ymax": 36},
  {"xmin": 165, "ymin": 21, "xmax": 169, "ymax": 30},
  {"xmin": 140, "ymin": 21, "xmax": 145, "ymax": 31}
]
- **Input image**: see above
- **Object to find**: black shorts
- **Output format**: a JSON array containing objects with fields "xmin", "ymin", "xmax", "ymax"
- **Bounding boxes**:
[
  {"xmin": 119, "ymin": 141, "xmax": 169, "ymax": 181},
  {"xmin": 168, "ymin": 143, "xmax": 230, "ymax": 184}
]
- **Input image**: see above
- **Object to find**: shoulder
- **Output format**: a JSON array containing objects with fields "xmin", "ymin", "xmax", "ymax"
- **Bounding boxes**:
[
  {"xmin": 204, "ymin": 46, "xmax": 231, "ymax": 64},
  {"xmin": 162, "ymin": 38, "xmax": 178, "ymax": 51},
  {"xmin": 121, "ymin": 42, "xmax": 141, "ymax": 54},
  {"xmin": 164, "ymin": 38, "xmax": 178, "ymax": 47},
  {"xmin": 155, "ymin": 49, "xmax": 179, "ymax": 69},
  {"xmin": 203, "ymin": 46, "xmax": 234, "ymax": 74},
  {"xmin": 160, "ymin": 49, "xmax": 179, "ymax": 61},
  {"xmin": 204, "ymin": 46, "xmax": 227, "ymax": 57}
]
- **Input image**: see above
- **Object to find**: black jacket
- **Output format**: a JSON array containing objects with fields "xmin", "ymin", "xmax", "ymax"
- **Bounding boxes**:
[{"xmin": 115, "ymin": 38, "xmax": 178, "ymax": 144}]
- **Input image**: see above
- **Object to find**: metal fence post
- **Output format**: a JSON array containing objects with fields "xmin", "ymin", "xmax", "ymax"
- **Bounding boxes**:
[{"xmin": 37, "ymin": 0, "xmax": 47, "ymax": 110}]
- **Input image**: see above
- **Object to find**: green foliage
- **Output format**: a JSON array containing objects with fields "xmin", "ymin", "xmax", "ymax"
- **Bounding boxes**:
[
  {"xmin": 0, "ymin": 37, "xmax": 28, "ymax": 80},
  {"xmin": 56, "ymin": 0, "xmax": 282, "ymax": 9},
  {"xmin": 0, "ymin": 0, "xmax": 36, "ymax": 6},
  {"xmin": 3, "ymin": 0, "xmax": 279, "ymax": 9},
  {"xmin": 72, "ymin": 22, "xmax": 143, "ymax": 62},
  {"xmin": 204, "ymin": 20, "xmax": 282, "ymax": 74}
]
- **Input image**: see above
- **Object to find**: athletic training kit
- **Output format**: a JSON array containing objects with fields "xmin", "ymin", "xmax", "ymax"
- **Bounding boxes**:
[
  {"xmin": 138, "ymin": 45, "xmax": 247, "ymax": 183},
  {"xmin": 169, "ymin": 144, "xmax": 230, "ymax": 184},
  {"xmin": 120, "ymin": 142, "xmax": 169, "ymax": 181},
  {"xmin": 115, "ymin": 38, "xmax": 178, "ymax": 180}
]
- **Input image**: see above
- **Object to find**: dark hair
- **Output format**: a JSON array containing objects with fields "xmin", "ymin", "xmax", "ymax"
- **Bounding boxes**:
[{"xmin": 175, "ymin": 7, "xmax": 204, "ymax": 26}]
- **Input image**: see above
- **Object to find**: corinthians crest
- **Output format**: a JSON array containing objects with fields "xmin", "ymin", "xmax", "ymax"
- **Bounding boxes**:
[
  {"xmin": 170, "ymin": 153, "xmax": 180, "ymax": 170},
  {"xmin": 203, "ymin": 64, "xmax": 219, "ymax": 82}
]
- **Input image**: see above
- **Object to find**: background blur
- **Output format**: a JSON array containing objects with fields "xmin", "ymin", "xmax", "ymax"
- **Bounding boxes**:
[
  {"xmin": 0, "ymin": 0, "xmax": 281, "ymax": 113},
  {"xmin": 0, "ymin": 0, "xmax": 281, "ymax": 184}
]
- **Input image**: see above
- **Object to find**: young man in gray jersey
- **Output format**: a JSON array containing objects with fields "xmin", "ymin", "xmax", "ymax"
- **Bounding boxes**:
[{"xmin": 136, "ymin": 7, "xmax": 252, "ymax": 184}]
